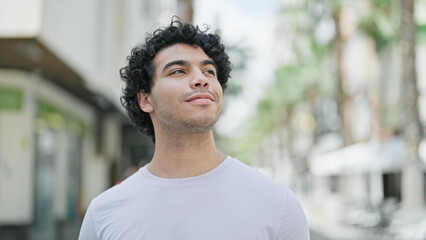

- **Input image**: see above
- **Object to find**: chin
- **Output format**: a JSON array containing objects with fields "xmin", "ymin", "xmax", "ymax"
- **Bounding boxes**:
[{"xmin": 184, "ymin": 115, "xmax": 220, "ymax": 132}]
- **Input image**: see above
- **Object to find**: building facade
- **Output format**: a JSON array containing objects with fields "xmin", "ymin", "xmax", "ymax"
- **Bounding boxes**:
[{"xmin": 0, "ymin": 0, "xmax": 190, "ymax": 239}]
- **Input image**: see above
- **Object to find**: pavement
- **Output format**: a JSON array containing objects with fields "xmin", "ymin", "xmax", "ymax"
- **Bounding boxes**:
[
  {"xmin": 310, "ymin": 229, "xmax": 331, "ymax": 240},
  {"xmin": 310, "ymin": 225, "xmax": 393, "ymax": 240}
]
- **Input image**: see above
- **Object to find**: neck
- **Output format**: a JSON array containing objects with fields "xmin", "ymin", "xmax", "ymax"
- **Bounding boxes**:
[{"xmin": 147, "ymin": 129, "xmax": 226, "ymax": 179}]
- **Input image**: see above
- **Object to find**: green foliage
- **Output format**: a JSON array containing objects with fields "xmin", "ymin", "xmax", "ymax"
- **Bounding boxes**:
[
  {"xmin": 235, "ymin": 0, "xmax": 422, "ymax": 164},
  {"xmin": 223, "ymin": 77, "xmax": 243, "ymax": 96},
  {"xmin": 253, "ymin": 63, "xmax": 335, "ymax": 133},
  {"xmin": 223, "ymin": 43, "xmax": 251, "ymax": 97},
  {"xmin": 236, "ymin": 62, "xmax": 335, "ymax": 164},
  {"xmin": 37, "ymin": 100, "xmax": 88, "ymax": 136},
  {"xmin": 233, "ymin": 0, "xmax": 339, "ymax": 163},
  {"xmin": 358, "ymin": 13, "xmax": 397, "ymax": 50},
  {"xmin": 0, "ymin": 88, "xmax": 22, "ymax": 110},
  {"xmin": 358, "ymin": 0, "xmax": 399, "ymax": 51},
  {"xmin": 418, "ymin": 24, "xmax": 426, "ymax": 43},
  {"xmin": 359, "ymin": 0, "xmax": 425, "ymax": 47}
]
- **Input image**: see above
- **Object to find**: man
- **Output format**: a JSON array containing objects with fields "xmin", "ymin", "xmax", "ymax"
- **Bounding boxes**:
[{"xmin": 79, "ymin": 18, "xmax": 309, "ymax": 240}]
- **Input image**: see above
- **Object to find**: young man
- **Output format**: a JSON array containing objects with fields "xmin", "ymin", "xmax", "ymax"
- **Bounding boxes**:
[{"xmin": 79, "ymin": 19, "xmax": 309, "ymax": 240}]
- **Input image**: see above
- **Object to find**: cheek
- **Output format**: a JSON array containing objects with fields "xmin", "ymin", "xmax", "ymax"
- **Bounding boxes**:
[
  {"xmin": 214, "ymin": 82, "xmax": 223, "ymax": 98},
  {"xmin": 151, "ymin": 89, "xmax": 179, "ymax": 109}
]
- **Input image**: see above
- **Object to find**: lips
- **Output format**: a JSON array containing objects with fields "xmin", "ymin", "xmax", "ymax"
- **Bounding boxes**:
[{"xmin": 185, "ymin": 93, "xmax": 215, "ymax": 104}]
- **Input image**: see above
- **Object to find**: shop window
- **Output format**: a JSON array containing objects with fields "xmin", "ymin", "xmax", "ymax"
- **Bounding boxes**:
[
  {"xmin": 383, "ymin": 173, "xmax": 401, "ymax": 201},
  {"xmin": 329, "ymin": 175, "xmax": 339, "ymax": 193}
]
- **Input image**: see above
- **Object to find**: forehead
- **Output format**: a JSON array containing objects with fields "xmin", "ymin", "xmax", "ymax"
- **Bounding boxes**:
[{"xmin": 153, "ymin": 43, "xmax": 211, "ymax": 68}]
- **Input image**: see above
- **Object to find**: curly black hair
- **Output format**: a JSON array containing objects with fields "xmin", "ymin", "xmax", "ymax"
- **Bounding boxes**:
[{"xmin": 120, "ymin": 18, "xmax": 232, "ymax": 142}]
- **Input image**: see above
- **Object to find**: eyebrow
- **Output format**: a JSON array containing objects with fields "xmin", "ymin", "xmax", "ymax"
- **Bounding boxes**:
[
  {"xmin": 162, "ymin": 60, "xmax": 189, "ymax": 73},
  {"xmin": 202, "ymin": 60, "xmax": 217, "ymax": 70},
  {"xmin": 161, "ymin": 59, "xmax": 217, "ymax": 73}
]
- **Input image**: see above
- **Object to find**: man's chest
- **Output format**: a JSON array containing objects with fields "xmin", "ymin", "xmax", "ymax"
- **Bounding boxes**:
[{"xmin": 96, "ymin": 199, "xmax": 280, "ymax": 240}]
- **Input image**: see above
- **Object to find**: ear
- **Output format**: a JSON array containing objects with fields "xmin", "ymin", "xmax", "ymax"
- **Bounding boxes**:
[{"xmin": 137, "ymin": 91, "xmax": 154, "ymax": 113}]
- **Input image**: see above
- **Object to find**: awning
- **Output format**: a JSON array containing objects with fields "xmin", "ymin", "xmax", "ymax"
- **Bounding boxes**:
[{"xmin": 310, "ymin": 137, "xmax": 426, "ymax": 176}]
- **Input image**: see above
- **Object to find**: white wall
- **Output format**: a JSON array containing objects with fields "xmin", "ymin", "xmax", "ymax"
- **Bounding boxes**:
[
  {"xmin": 0, "ymin": 0, "xmax": 182, "ymax": 218},
  {"xmin": 0, "ymin": 0, "xmax": 42, "ymax": 37},
  {"xmin": 0, "ymin": 71, "xmax": 36, "ymax": 224},
  {"xmin": 0, "ymin": 69, "xmax": 112, "ymax": 222},
  {"xmin": 39, "ymin": 0, "xmax": 100, "ymax": 85},
  {"xmin": 1, "ymin": 0, "xmax": 181, "ymax": 111}
]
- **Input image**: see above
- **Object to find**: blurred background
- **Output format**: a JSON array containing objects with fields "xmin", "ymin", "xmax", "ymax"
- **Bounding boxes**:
[{"xmin": 0, "ymin": 0, "xmax": 425, "ymax": 239}]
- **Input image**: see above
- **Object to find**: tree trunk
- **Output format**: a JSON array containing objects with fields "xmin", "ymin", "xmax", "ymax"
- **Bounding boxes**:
[
  {"xmin": 400, "ymin": 0, "xmax": 425, "ymax": 210},
  {"xmin": 335, "ymin": 8, "xmax": 353, "ymax": 145},
  {"xmin": 366, "ymin": 35, "xmax": 381, "ymax": 139},
  {"xmin": 180, "ymin": 0, "xmax": 193, "ymax": 23}
]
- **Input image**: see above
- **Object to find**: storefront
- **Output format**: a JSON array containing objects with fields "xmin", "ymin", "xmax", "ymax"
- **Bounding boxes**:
[{"xmin": 0, "ymin": 69, "xmax": 104, "ymax": 240}]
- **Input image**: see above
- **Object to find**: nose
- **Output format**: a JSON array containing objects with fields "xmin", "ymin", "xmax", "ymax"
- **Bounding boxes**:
[{"xmin": 190, "ymin": 70, "xmax": 209, "ymax": 89}]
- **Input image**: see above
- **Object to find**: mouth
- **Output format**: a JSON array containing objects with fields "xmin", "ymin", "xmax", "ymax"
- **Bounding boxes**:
[{"xmin": 185, "ymin": 93, "xmax": 215, "ymax": 104}]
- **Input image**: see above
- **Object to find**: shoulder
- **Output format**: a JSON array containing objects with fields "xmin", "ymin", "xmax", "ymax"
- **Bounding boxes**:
[
  {"xmin": 227, "ymin": 157, "xmax": 309, "ymax": 239},
  {"xmin": 226, "ymin": 157, "xmax": 299, "ymax": 206},
  {"xmin": 89, "ymin": 169, "xmax": 143, "ymax": 212},
  {"xmin": 79, "ymin": 175, "xmax": 140, "ymax": 240},
  {"xmin": 276, "ymin": 189, "xmax": 310, "ymax": 239},
  {"xmin": 228, "ymin": 157, "xmax": 289, "ymax": 193}
]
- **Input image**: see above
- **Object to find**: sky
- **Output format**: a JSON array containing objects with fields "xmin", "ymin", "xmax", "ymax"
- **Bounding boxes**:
[{"xmin": 194, "ymin": 0, "xmax": 279, "ymax": 137}]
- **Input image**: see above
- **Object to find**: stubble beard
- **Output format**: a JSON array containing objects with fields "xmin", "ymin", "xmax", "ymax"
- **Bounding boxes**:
[{"xmin": 159, "ymin": 106, "xmax": 221, "ymax": 135}]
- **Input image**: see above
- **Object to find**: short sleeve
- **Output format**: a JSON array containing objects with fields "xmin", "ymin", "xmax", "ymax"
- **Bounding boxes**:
[
  {"xmin": 276, "ymin": 190, "xmax": 310, "ymax": 240},
  {"xmin": 79, "ymin": 203, "xmax": 98, "ymax": 240}
]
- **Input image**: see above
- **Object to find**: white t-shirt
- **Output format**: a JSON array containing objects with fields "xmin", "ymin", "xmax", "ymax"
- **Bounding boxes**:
[{"xmin": 79, "ymin": 156, "xmax": 309, "ymax": 240}]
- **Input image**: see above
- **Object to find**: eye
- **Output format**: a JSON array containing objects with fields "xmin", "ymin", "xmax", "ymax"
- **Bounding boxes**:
[
  {"xmin": 203, "ymin": 69, "xmax": 216, "ymax": 76},
  {"xmin": 170, "ymin": 69, "xmax": 185, "ymax": 75}
]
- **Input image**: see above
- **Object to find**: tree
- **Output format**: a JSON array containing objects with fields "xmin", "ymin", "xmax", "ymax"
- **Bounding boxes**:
[
  {"xmin": 235, "ymin": 0, "xmax": 336, "ymax": 164},
  {"xmin": 400, "ymin": 0, "xmax": 425, "ymax": 210},
  {"xmin": 333, "ymin": 3, "xmax": 354, "ymax": 145},
  {"xmin": 358, "ymin": 0, "xmax": 399, "ymax": 139}
]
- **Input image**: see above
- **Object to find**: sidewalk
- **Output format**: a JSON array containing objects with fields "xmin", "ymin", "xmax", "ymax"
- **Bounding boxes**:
[
  {"xmin": 308, "ymin": 209, "xmax": 426, "ymax": 240},
  {"xmin": 310, "ymin": 229, "xmax": 331, "ymax": 240},
  {"xmin": 310, "ymin": 224, "xmax": 393, "ymax": 240}
]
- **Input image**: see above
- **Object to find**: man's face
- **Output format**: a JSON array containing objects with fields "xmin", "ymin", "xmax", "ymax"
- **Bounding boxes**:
[{"xmin": 138, "ymin": 43, "xmax": 223, "ymax": 134}]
